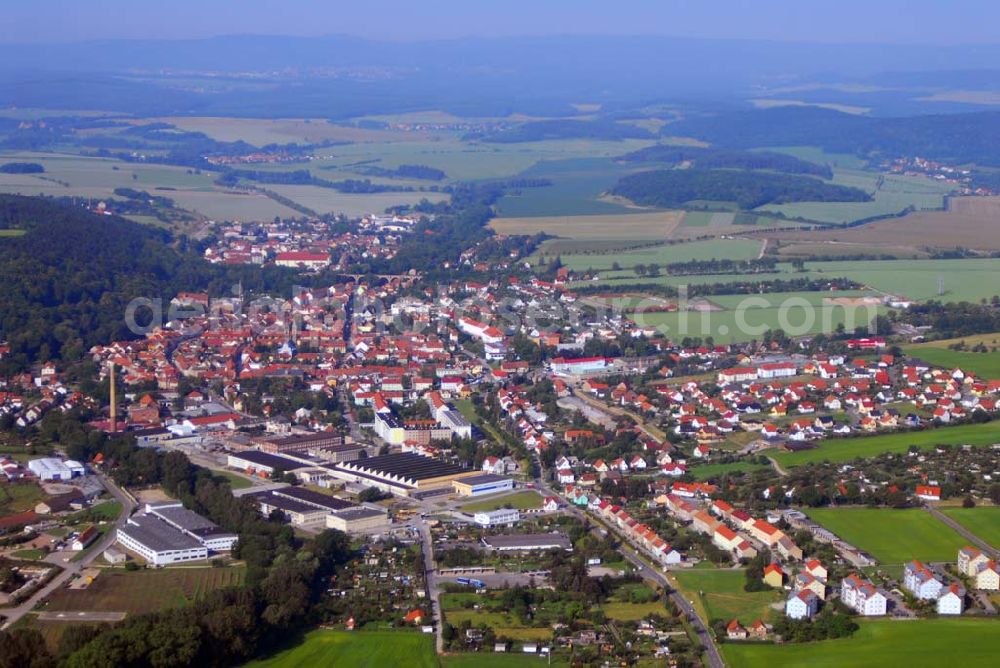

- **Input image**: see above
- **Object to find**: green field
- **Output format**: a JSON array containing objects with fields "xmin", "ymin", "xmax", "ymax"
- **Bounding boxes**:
[
  {"xmin": 244, "ymin": 630, "xmax": 438, "ymax": 668},
  {"xmin": 764, "ymin": 146, "xmax": 868, "ymax": 170},
  {"xmin": 672, "ymin": 569, "xmax": 783, "ymax": 624},
  {"xmin": 721, "ymin": 618, "xmax": 1000, "ymax": 668},
  {"xmin": 74, "ymin": 500, "xmax": 123, "ymax": 522},
  {"xmin": 939, "ymin": 507, "xmax": 1000, "ymax": 550},
  {"xmin": 630, "ymin": 302, "xmax": 883, "ymax": 344},
  {"xmin": 804, "ymin": 508, "xmax": 966, "ymax": 564},
  {"xmin": 805, "ymin": 258, "xmax": 1000, "ymax": 303},
  {"xmin": 460, "ymin": 491, "xmax": 543, "ymax": 513},
  {"xmin": 904, "ymin": 334, "xmax": 1000, "ymax": 379},
  {"xmin": 769, "ymin": 421, "xmax": 1000, "ymax": 467},
  {"xmin": 492, "ymin": 155, "xmax": 652, "ymax": 218},
  {"xmin": 903, "ymin": 347, "xmax": 1000, "ymax": 379},
  {"xmin": 758, "ymin": 167, "xmax": 952, "ymax": 225},
  {"xmin": 558, "ymin": 238, "xmax": 762, "ymax": 272},
  {"xmin": 44, "ymin": 566, "xmax": 245, "ymax": 614}
]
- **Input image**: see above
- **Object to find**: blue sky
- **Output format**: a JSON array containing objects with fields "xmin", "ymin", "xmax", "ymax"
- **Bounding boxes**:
[{"xmin": 2, "ymin": 0, "xmax": 996, "ymax": 45}]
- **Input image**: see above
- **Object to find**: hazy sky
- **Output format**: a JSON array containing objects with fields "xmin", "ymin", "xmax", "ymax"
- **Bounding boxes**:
[{"xmin": 2, "ymin": 0, "xmax": 997, "ymax": 45}]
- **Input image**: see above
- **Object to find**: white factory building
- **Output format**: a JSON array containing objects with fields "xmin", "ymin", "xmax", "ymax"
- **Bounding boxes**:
[
  {"xmin": 473, "ymin": 508, "xmax": 521, "ymax": 527},
  {"xmin": 28, "ymin": 457, "xmax": 85, "ymax": 481},
  {"xmin": 115, "ymin": 502, "xmax": 237, "ymax": 566}
]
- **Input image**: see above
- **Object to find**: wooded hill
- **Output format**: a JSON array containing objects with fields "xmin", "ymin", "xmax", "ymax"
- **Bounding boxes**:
[
  {"xmin": 610, "ymin": 168, "xmax": 871, "ymax": 210},
  {"xmin": 0, "ymin": 195, "xmax": 301, "ymax": 371}
]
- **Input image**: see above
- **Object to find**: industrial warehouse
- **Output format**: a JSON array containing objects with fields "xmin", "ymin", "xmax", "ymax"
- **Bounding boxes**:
[
  {"xmin": 451, "ymin": 473, "xmax": 515, "ymax": 497},
  {"xmin": 246, "ymin": 486, "xmax": 356, "ymax": 528},
  {"xmin": 115, "ymin": 502, "xmax": 236, "ymax": 566},
  {"xmin": 331, "ymin": 452, "xmax": 478, "ymax": 495},
  {"xmin": 482, "ymin": 533, "xmax": 573, "ymax": 552}
]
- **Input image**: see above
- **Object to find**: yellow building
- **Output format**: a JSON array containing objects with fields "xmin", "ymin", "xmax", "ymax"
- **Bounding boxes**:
[{"xmin": 763, "ymin": 563, "xmax": 784, "ymax": 588}]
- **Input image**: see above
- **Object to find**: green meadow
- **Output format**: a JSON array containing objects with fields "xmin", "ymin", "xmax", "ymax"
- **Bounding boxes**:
[
  {"xmin": 939, "ymin": 507, "xmax": 1000, "ymax": 551},
  {"xmin": 243, "ymin": 630, "xmax": 438, "ymax": 668},
  {"xmin": 721, "ymin": 618, "xmax": 1000, "ymax": 668},
  {"xmin": 769, "ymin": 421, "xmax": 1000, "ymax": 467},
  {"xmin": 804, "ymin": 508, "xmax": 966, "ymax": 564}
]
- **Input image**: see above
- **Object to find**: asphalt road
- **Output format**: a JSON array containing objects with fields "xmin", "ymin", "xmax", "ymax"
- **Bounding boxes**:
[
  {"xmin": 925, "ymin": 505, "xmax": 998, "ymax": 558},
  {"xmin": 2, "ymin": 473, "xmax": 136, "ymax": 629},
  {"xmin": 532, "ymin": 472, "xmax": 724, "ymax": 668}
]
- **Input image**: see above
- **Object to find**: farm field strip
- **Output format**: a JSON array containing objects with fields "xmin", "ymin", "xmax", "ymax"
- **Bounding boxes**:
[
  {"xmin": 769, "ymin": 421, "xmax": 1000, "ymax": 467},
  {"xmin": 556, "ymin": 238, "xmax": 762, "ymax": 272},
  {"xmin": 491, "ymin": 210, "xmax": 684, "ymax": 240}
]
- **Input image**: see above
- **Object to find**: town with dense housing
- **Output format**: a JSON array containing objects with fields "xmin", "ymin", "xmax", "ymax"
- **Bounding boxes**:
[{"xmin": 2, "ymin": 5, "xmax": 1000, "ymax": 668}]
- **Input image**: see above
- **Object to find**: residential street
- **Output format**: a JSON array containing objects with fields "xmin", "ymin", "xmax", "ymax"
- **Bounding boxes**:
[{"xmin": 532, "ymin": 470, "xmax": 725, "ymax": 668}]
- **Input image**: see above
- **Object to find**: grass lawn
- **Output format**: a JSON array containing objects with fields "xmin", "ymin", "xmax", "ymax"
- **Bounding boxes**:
[
  {"xmin": 939, "ymin": 507, "xmax": 1000, "ymax": 550},
  {"xmin": 804, "ymin": 508, "xmax": 966, "ymax": 564},
  {"xmin": 213, "ymin": 469, "xmax": 255, "ymax": 490},
  {"xmin": 10, "ymin": 548, "xmax": 46, "ymax": 560},
  {"xmin": 69, "ymin": 500, "xmax": 123, "ymax": 522},
  {"xmin": 443, "ymin": 609, "xmax": 552, "ymax": 641},
  {"xmin": 460, "ymin": 491, "xmax": 543, "ymax": 513},
  {"xmin": 721, "ymin": 618, "xmax": 1000, "ymax": 668},
  {"xmin": 441, "ymin": 592, "xmax": 484, "ymax": 610},
  {"xmin": 671, "ymin": 569, "xmax": 783, "ymax": 625},
  {"xmin": 689, "ymin": 460, "xmax": 769, "ymax": 481},
  {"xmin": 769, "ymin": 421, "xmax": 1000, "ymax": 467},
  {"xmin": 44, "ymin": 566, "xmax": 245, "ymax": 614},
  {"xmin": 0, "ymin": 482, "xmax": 46, "ymax": 515},
  {"xmin": 600, "ymin": 600, "xmax": 667, "ymax": 621},
  {"xmin": 245, "ymin": 630, "xmax": 438, "ymax": 668}
]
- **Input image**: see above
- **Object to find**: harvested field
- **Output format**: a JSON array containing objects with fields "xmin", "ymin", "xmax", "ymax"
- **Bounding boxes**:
[
  {"xmin": 44, "ymin": 566, "xmax": 245, "ymax": 615},
  {"xmin": 491, "ymin": 211, "xmax": 684, "ymax": 240},
  {"xmin": 824, "ymin": 295, "xmax": 882, "ymax": 307},
  {"xmin": 767, "ymin": 196, "xmax": 1000, "ymax": 250}
]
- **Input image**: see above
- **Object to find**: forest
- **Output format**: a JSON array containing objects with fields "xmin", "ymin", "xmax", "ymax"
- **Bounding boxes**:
[
  {"xmin": 214, "ymin": 168, "xmax": 419, "ymax": 194},
  {"xmin": 0, "ymin": 196, "xmax": 306, "ymax": 371},
  {"xmin": 619, "ymin": 145, "xmax": 833, "ymax": 178},
  {"xmin": 668, "ymin": 106, "xmax": 1000, "ymax": 166},
  {"xmin": 610, "ymin": 168, "xmax": 871, "ymax": 209},
  {"xmin": 0, "ymin": 162, "xmax": 44, "ymax": 174}
]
